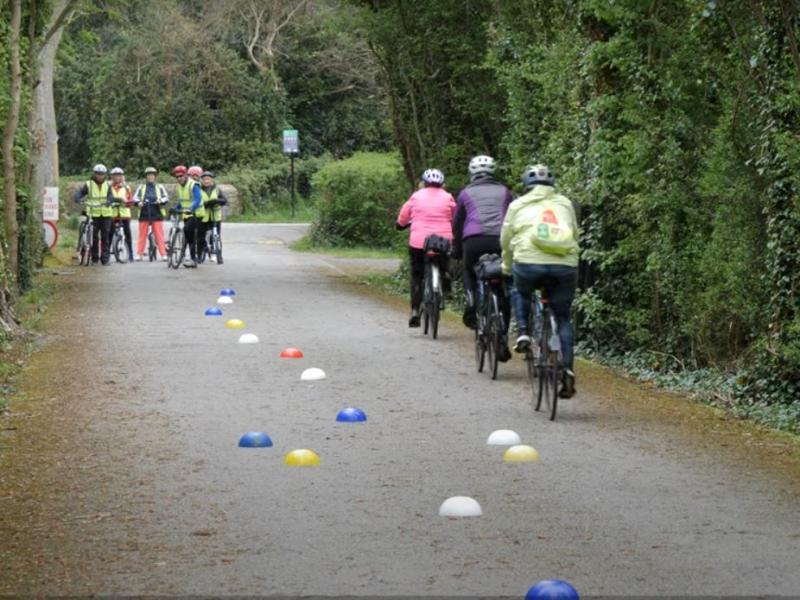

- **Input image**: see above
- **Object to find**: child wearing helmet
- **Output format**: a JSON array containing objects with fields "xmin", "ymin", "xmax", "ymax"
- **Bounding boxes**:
[
  {"xmin": 396, "ymin": 169, "xmax": 456, "ymax": 327},
  {"xmin": 109, "ymin": 167, "xmax": 134, "ymax": 261}
]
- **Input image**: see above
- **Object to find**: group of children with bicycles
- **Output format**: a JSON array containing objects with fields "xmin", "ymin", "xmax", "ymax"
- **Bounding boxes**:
[
  {"xmin": 396, "ymin": 156, "xmax": 580, "ymax": 399},
  {"xmin": 73, "ymin": 163, "xmax": 227, "ymax": 267}
]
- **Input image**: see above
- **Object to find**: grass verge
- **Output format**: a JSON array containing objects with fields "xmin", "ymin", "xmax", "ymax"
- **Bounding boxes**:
[
  {"xmin": 0, "ymin": 227, "xmax": 77, "ymax": 412},
  {"xmin": 290, "ymin": 235, "xmax": 403, "ymax": 260},
  {"xmin": 227, "ymin": 205, "xmax": 315, "ymax": 223}
]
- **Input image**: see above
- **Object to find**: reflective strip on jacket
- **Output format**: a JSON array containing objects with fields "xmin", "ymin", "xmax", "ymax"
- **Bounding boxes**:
[
  {"xmin": 86, "ymin": 180, "xmax": 112, "ymax": 218},
  {"xmin": 176, "ymin": 179, "xmax": 203, "ymax": 219},
  {"xmin": 110, "ymin": 184, "xmax": 132, "ymax": 219},
  {"xmin": 200, "ymin": 186, "xmax": 223, "ymax": 223}
]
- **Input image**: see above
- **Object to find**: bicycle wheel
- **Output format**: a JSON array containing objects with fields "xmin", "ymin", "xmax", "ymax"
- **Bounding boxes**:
[
  {"xmin": 535, "ymin": 311, "xmax": 552, "ymax": 414},
  {"xmin": 169, "ymin": 230, "xmax": 185, "ymax": 269},
  {"xmin": 112, "ymin": 230, "xmax": 123, "ymax": 263},
  {"xmin": 80, "ymin": 224, "xmax": 92, "ymax": 266},
  {"xmin": 215, "ymin": 234, "xmax": 223, "ymax": 264},
  {"xmin": 431, "ymin": 291, "xmax": 440, "ymax": 339},
  {"xmin": 475, "ymin": 328, "xmax": 486, "ymax": 372},
  {"xmin": 148, "ymin": 232, "xmax": 157, "ymax": 261}
]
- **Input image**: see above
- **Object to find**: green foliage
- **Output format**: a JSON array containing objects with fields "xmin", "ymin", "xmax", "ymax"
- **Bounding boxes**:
[{"xmin": 310, "ymin": 152, "xmax": 409, "ymax": 247}]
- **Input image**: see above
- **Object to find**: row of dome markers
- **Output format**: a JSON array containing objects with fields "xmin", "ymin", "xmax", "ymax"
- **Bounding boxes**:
[{"xmin": 204, "ymin": 288, "xmax": 580, "ymax": 600}]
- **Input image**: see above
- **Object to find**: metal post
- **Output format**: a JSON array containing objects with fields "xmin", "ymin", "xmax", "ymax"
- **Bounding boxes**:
[{"xmin": 290, "ymin": 154, "xmax": 296, "ymax": 218}]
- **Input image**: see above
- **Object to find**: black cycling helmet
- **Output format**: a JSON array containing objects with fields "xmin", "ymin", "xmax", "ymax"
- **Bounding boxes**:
[{"xmin": 201, "ymin": 171, "xmax": 215, "ymax": 179}]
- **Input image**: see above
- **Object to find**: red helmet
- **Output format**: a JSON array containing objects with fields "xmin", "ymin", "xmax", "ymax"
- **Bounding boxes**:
[
  {"xmin": 187, "ymin": 165, "xmax": 203, "ymax": 177},
  {"xmin": 171, "ymin": 165, "xmax": 187, "ymax": 177}
]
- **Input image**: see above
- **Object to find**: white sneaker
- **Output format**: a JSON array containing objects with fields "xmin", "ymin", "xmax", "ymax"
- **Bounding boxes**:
[
  {"xmin": 135, "ymin": 254, "xmax": 144, "ymax": 261},
  {"xmin": 514, "ymin": 334, "xmax": 532, "ymax": 353},
  {"xmin": 160, "ymin": 255, "xmax": 168, "ymax": 262}
]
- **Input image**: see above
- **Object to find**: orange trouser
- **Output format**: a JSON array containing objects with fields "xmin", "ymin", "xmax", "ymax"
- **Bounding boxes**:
[{"xmin": 137, "ymin": 220, "xmax": 166, "ymax": 256}]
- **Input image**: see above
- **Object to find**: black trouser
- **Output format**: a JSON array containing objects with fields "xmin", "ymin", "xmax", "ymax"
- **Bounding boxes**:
[
  {"xmin": 408, "ymin": 247, "xmax": 450, "ymax": 311},
  {"xmin": 462, "ymin": 235, "xmax": 501, "ymax": 308},
  {"xmin": 184, "ymin": 216, "xmax": 201, "ymax": 260},
  {"xmin": 463, "ymin": 235, "xmax": 510, "ymax": 335},
  {"xmin": 91, "ymin": 216, "xmax": 111, "ymax": 264},
  {"xmin": 205, "ymin": 220, "xmax": 222, "ymax": 258}
]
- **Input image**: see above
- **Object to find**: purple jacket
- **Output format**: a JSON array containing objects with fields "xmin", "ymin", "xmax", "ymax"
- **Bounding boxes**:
[{"xmin": 453, "ymin": 176, "xmax": 513, "ymax": 253}]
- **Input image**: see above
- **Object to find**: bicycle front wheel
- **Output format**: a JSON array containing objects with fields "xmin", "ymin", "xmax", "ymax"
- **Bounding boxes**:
[
  {"xmin": 169, "ymin": 230, "xmax": 185, "ymax": 269},
  {"xmin": 148, "ymin": 233, "xmax": 157, "ymax": 261}
]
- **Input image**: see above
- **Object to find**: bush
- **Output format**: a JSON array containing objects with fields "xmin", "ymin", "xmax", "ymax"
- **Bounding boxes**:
[
  {"xmin": 310, "ymin": 152, "xmax": 410, "ymax": 248},
  {"xmin": 224, "ymin": 154, "xmax": 331, "ymax": 214}
]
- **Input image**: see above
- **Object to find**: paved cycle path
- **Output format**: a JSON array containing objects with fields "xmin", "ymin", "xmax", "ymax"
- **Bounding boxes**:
[{"xmin": 1, "ymin": 223, "xmax": 798, "ymax": 597}]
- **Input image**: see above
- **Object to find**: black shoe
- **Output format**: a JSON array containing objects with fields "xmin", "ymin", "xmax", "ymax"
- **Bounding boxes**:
[
  {"xmin": 559, "ymin": 370, "xmax": 576, "ymax": 398},
  {"xmin": 498, "ymin": 344, "xmax": 512, "ymax": 362},
  {"xmin": 217, "ymin": 255, "xmax": 223, "ymax": 265},
  {"xmin": 409, "ymin": 309, "xmax": 421, "ymax": 328},
  {"xmin": 462, "ymin": 310, "xmax": 477, "ymax": 330}
]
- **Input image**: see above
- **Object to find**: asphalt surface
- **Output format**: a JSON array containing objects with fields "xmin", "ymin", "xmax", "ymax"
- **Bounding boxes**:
[{"xmin": 1, "ymin": 223, "xmax": 799, "ymax": 597}]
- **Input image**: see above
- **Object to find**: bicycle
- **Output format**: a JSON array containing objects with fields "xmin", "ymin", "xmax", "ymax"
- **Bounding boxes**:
[
  {"xmin": 110, "ymin": 217, "xmax": 131, "ymax": 263},
  {"xmin": 420, "ymin": 235, "xmax": 450, "ymax": 340},
  {"xmin": 525, "ymin": 290, "xmax": 562, "ymax": 420},
  {"xmin": 473, "ymin": 254, "xmax": 506, "ymax": 380},
  {"xmin": 165, "ymin": 208, "xmax": 193, "ymax": 269},
  {"xmin": 146, "ymin": 223, "xmax": 158, "ymax": 262},
  {"xmin": 198, "ymin": 200, "xmax": 222, "ymax": 265},
  {"xmin": 76, "ymin": 201, "xmax": 104, "ymax": 266}
]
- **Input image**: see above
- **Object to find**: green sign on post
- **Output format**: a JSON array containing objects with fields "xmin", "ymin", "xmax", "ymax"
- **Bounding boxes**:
[
  {"xmin": 282, "ymin": 129, "xmax": 299, "ymax": 155},
  {"xmin": 283, "ymin": 129, "xmax": 299, "ymax": 217}
]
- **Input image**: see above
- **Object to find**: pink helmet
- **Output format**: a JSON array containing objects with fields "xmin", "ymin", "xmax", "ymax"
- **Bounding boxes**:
[{"xmin": 187, "ymin": 165, "xmax": 203, "ymax": 178}]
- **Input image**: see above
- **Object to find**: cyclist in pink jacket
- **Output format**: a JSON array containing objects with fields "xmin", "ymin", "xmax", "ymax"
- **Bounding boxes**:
[{"xmin": 396, "ymin": 169, "xmax": 456, "ymax": 327}]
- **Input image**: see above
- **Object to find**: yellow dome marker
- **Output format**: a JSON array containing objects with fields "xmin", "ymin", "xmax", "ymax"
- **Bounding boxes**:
[
  {"xmin": 225, "ymin": 319, "xmax": 245, "ymax": 329},
  {"xmin": 503, "ymin": 444, "xmax": 540, "ymax": 463},
  {"xmin": 284, "ymin": 449, "xmax": 320, "ymax": 467}
]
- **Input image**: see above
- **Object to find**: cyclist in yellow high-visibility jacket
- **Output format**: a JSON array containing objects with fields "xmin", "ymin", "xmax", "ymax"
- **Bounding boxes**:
[
  {"xmin": 171, "ymin": 165, "xmax": 203, "ymax": 267},
  {"xmin": 73, "ymin": 163, "xmax": 114, "ymax": 265},
  {"xmin": 199, "ymin": 171, "xmax": 228, "ymax": 264},
  {"xmin": 109, "ymin": 167, "xmax": 134, "ymax": 262}
]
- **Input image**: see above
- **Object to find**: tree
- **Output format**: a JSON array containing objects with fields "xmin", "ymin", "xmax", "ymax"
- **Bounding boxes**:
[{"xmin": 2, "ymin": 0, "xmax": 22, "ymax": 290}]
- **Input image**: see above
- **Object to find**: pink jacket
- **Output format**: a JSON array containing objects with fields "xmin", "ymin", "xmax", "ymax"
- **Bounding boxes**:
[{"xmin": 397, "ymin": 187, "xmax": 456, "ymax": 249}]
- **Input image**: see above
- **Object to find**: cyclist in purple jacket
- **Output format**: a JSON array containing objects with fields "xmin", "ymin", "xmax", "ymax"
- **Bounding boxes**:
[{"xmin": 452, "ymin": 155, "xmax": 513, "ymax": 361}]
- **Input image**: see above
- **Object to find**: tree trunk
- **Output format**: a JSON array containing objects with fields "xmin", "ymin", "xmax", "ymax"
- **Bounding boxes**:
[
  {"xmin": 2, "ymin": 0, "xmax": 23, "ymax": 290},
  {"xmin": 31, "ymin": 0, "xmax": 74, "ymax": 198}
]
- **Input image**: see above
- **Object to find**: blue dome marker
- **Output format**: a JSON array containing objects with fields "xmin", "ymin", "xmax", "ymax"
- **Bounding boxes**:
[
  {"xmin": 220, "ymin": 288, "xmax": 236, "ymax": 297},
  {"xmin": 336, "ymin": 408, "xmax": 367, "ymax": 423},
  {"xmin": 205, "ymin": 307, "xmax": 223, "ymax": 316},
  {"xmin": 238, "ymin": 432, "xmax": 273, "ymax": 448},
  {"xmin": 526, "ymin": 580, "xmax": 579, "ymax": 600}
]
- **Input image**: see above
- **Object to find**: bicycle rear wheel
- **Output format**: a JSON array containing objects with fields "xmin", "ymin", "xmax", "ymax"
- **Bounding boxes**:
[
  {"xmin": 430, "ymin": 291, "xmax": 441, "ymax": 339},
  {"xmin": 475, "ymin": 328, "xmax": 486, "ymax": 372},
  {"xmin": 535, "ymin": 312, "xmax": 552, "ymax": 413}
]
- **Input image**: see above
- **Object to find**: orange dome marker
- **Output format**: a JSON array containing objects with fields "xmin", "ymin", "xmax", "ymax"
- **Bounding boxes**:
[{"xmin": 280, "ymin": 347, "xmax": 304, "ymax": 359}]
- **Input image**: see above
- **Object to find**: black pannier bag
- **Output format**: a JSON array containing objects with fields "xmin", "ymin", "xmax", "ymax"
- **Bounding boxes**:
[
  {"xmin": 475, "ymin": 253, "xmax": 503, "ymax": 280},
  {"xmin": 423, "ymin": 234, "xmax": 451, "ymax": 255}
]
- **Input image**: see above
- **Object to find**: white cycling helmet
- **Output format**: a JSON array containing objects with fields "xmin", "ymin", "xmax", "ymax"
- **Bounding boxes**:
[
  {"xmin": 110, "ymin": 167, "xmax": 124, "ymax": 175},
  {"xmin": 422, "ymin": 168, "xmax": 445, "ymax": 186},
  {"xmin": 468, "ymin": 155, "xmax": 496, "ymax": 176},
  {"xmin": 522, "ymin": 163, "xmax": 555, "ymax": 187},
  {"xmin": 92, "ymin": 163, "xmax": 108, "ymax": 174}
]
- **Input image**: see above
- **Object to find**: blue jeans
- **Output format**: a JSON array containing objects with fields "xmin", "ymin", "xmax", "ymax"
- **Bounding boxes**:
[{"xmin": 511, "ymin": 263, "xmax": 578, "ymax": 370}]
